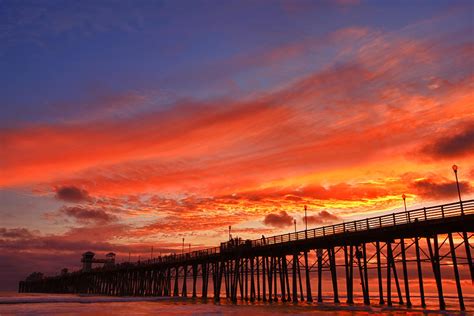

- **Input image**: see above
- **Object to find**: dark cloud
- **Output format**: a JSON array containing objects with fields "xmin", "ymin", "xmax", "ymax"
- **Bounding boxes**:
[
  {"xmin": 263, "ymin": 211, "xmax": 294, "ymax": 228},
  {"xmin": 0, "ymin": 228, "xmax": 35, "ymax": 239},
  {"xmin": 60, "ymin": 206, "xmax": 117, "ymax": 224},
  {"xmin": 410, "ymin": 178, "xmax": 472, "ymax": 199},
  {"xmin": 55, "ymin": 186, "xmax": 90, "ymax": 202},
  {"xmin": 305, "ymin": 210, "xmax": 340, "ymax": 225},
  {"xmin": 422, "ymin": 122, "xmax": 474, "ymax": 158}
]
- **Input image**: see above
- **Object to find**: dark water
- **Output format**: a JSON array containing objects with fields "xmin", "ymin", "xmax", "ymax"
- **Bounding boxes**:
[{"xmin": 0, "ymin": 292, "xmax": 472, "ymax": 315}]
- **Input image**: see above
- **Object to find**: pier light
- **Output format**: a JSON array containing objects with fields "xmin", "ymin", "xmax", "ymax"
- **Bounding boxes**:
[
  {"xmin": 294, "ymin": 219, "xmax": 297, "ymax": 233},
  {"xmin": 452, "ymin": 164, "xmax": 463, "ymax": 214},
  {"xmin": 304, "ymin": 205, "xmax": 308, "ymax": 231},
  {"xmin": 402, "ymin": 194, "xmax": 407, "ymax": 212}
]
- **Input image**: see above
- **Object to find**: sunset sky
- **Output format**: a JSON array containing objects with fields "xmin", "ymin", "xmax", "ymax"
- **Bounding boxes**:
[{"xmin": 0, "ymin": 0, "xmax": 473, "ymax": 290}]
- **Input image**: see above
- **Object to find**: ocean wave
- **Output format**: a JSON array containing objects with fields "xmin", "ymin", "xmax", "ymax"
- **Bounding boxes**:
[{"xmin": 0, "ymin": 295, "xmax": 183, "ymax": 305}]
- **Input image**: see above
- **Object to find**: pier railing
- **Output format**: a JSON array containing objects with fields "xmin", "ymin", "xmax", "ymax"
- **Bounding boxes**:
[
  {"xmin": 138, "ymin": 199, "xmax": 473, "ymax": 266},
  {"xmin": 253, "ymin": 199, "xmax": 473, "ymax": 247}
]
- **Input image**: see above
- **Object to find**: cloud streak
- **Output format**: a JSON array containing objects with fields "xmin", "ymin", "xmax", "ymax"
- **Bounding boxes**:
[{"xmin": 59, "ymin": 206, "xmax": 118, "ymax": 224}]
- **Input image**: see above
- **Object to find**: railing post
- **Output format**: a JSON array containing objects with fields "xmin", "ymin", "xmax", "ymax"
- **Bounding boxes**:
[
  {"xmin": 424, "ymin": 207, "xmax": 427, "ymax": 220},
  {"xmin": 441, "ymin": 205, "xmax": 444, "ymax": 218},
  {"xmin": 392, "ymin": 213, "xmax": 396, "ymax": 225}
]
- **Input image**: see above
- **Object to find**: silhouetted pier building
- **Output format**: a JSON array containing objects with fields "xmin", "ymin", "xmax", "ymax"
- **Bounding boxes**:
[
  {"xmin": 81, "ymin": 251, "xmax": 116, "ymax": 272},
  {"xmin": 19, "ymin": 200, "xmax": 473, "ymax": 311}
]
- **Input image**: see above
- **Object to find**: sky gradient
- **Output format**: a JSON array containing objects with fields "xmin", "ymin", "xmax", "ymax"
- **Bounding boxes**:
[{"xmin": 0, "ymin": 0, "xmax": 473, "ymax": 291}]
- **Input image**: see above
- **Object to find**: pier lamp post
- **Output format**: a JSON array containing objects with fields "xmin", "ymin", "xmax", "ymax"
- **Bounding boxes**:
[
  {"xmin": 304, "ymin": 205, "xmax": 308, "ymax": 231},
  {"xmin": 402, "ymin": 194, "xmax": 407, "ymax": 212},
  {"xmin": 189, "ymin": 243, "xmax": 191, "ymax": 252},
  {"xmin": 294, "ymin": 219, "xmax": 297, "ymax": 233},
  {"xmin": 229, "ymin": 225, "xmax": 231, "ymax": 241},
  {"xmin": 452, "ymin": 164, "xmax": 464, "ymax": 215},
  {"xmin": 182, "ymin": 238, "xmax": 185, "ymax": 254},
  {"xmin": 402, "ymin": 194, "xmax": 408, "ymax": 223}
]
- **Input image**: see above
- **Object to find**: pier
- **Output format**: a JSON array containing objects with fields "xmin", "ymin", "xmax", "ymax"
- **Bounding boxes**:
[{"xmin": 19, "ymin": 199, "xmax": 474, "ymax": 311}]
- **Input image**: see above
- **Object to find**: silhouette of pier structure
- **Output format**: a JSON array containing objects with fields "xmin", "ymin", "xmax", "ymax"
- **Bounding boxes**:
[
  {"xmin": 19, "ymin": 199, "xmax": 474, "ymax": 311},
  {"xmin": 81, "ymin": 252, "xmax": 116, "ymax": 272}
]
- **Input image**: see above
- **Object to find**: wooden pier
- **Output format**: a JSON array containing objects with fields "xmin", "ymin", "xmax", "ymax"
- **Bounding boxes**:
[{"xmin": 19, "ymin": 200, "xmax": 474, "ymax": 311}]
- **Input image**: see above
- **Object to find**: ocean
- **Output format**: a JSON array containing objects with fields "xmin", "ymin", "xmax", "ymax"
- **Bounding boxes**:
[{"xmin": 0, "ymin": 292, "xmax": 472, "ymax": 315}]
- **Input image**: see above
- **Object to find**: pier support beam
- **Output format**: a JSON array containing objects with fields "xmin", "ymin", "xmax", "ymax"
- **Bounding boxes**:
[
  {"xmin": 362, "ymin": 243, "xmax": 369, "ymax": 305},
  {"xmin": 414, "ymin": 237, "xmax": 426, "ymax": 308},
  {"xmin": 262, "ymin": 256, "xmax": 267, "ymax": 302},
  {"xmin": 448, "ymin": 233, "xmax": 464, "ymax": 311},
  {"xmin": 273, "ymin": 256, "xmax": 278, "ymax": 302},
  {"xmin": 267, "ymin": 257, "xmax": 273, "ymax": 302},
  {"xmin": 344, "ymin": 244, "xmax": 353, "ymax": 304},
  {"xmin": 400, "ymin": 239, "xmax": 411, "ymax": 308},
  {"xmin": 427, "ymin": 235, "xmax": 445, "ymax": 310},
  {"xmin": 278, "ymin": 256, "xmax": 286, "ymax": 302},
  {"xmin": 202, "ymin": 263, "xmax": 209, "ymax": 299},
  {"xmin": 356, "ymin": 244, "xmax": 369, "ymax": 305},
  {"xmin": 292, "ymin": 253, "xmax": 298, "ymax": 302},
  {"xmin": 386, "ymin": 241, "xmax": 392, "ymax": 306},
  {"xmin": 182, "ymin": 264, "xmax": 187, "ymax": 297},
  {"xmin": 317, "ymin": 249, "xmax": 323, "ymax": 303},
  {"xmin": 283, "ymin": 255, "xmax": 291, "ymax": 301},
  {"xmin": 328, "ymin": 247, "xmax": 339, "ymax": 303},
  {"xmin": 297, "ymin": 255, "xmax": 304, "ymax": 301},
  {"xmin": 256, "ymin": 257, "xmax": 261, "ymax": 301},
  {"xmin": 173, "ymin": 267, "xmax": 179, "ymax": 297},
  {"xmin": 304, "ymin": 251, "xmax": 313, "ymax": 302},
  {"xmin": 244, "ymin": 258, "xmax": 248, "ymax": 301},
  {"xmin": 250, "ymin": 257, "xmax": 256, "ymax": 302},
  {"xmin": 462, "ymin": 231, "xmax": 474, "ymax": 283}
]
